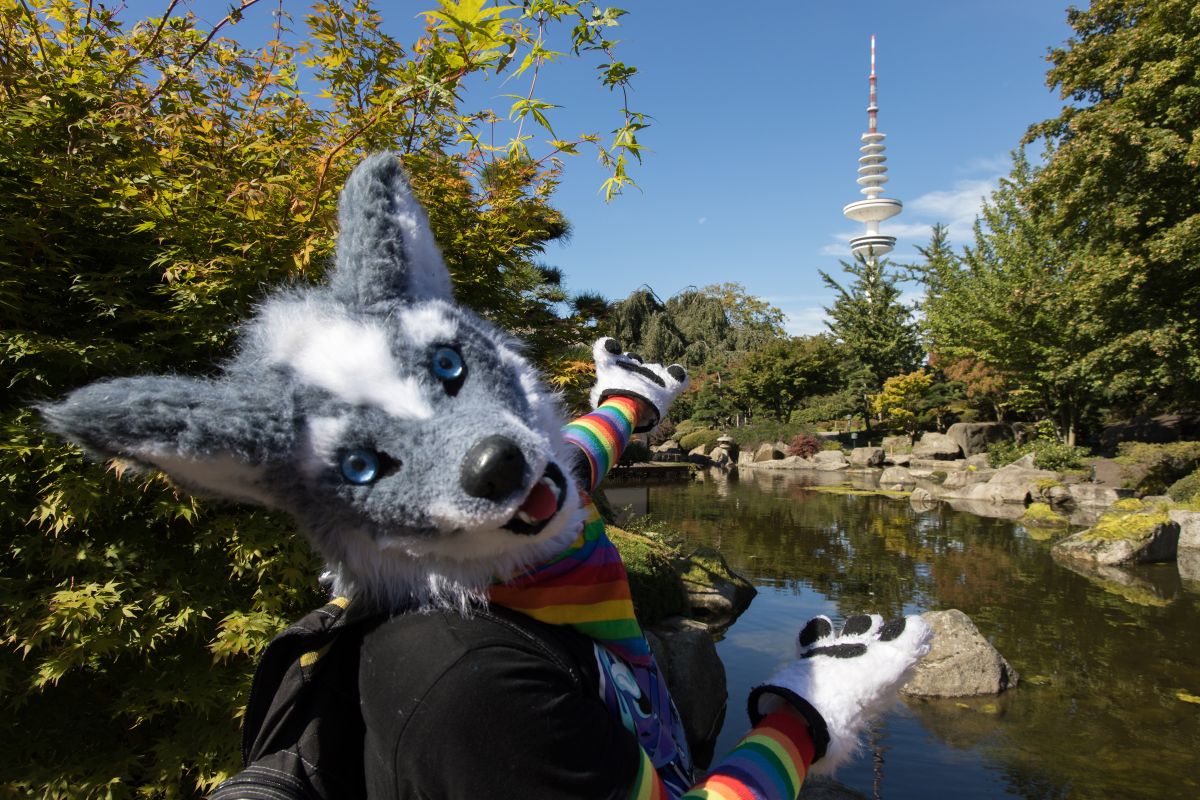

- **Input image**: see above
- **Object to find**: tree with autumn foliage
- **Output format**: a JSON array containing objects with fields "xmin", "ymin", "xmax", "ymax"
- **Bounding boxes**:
[{"xmin": 0, "ymin": 1, "xmax": 644, "ymax": 795}]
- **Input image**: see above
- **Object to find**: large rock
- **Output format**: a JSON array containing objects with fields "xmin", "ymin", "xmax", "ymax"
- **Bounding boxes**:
[
  {"xmin": 646, "ymin": 617, "xmax": 727, "ymax": 769},
  {"xmin": 754, "ymin": 455, "xmax": 814, "ymax": 470},
  {"xmin": 1051, "ymin": 509, "xmax": 1180, "ymax": 566},
  {"xmin": 813, "ymin": 450, "xmax": 849, "ymax": 471},
  {"xmin": 911, "ymin": 432, "xmax": 963, "ymax": 461},
  {"xmin": 656, "ymin": 439, "xmax": 683, "ymax": 454},
  {"xmin": 799, "ymin": 777, "xmax": 869, "ymax": 800},
  {"xmin": 1069, "ymin": 483, "xmax": 1133, "ymax": 506},
  {"xmin": 902, "ymin": 609, "xmax": 1019, "ymax": 697},
  {"xmin": 960, "ymin": 480, "xmax": 1033, "ymax": 505},
  {"xmin": 753, "ymin": 442, "xmax": 784, "ymax": 462},
  {"xmin": 942, "ymin": 467, "xmax": 996, "ymax": 492},
  {"xmin": 1168, "ymin": 510, "xmax": 1200, "ymax": 550},
  {"xmin": 848, "ymin": 446, "xmax": 885, "ymax": 467},
  {"xmin": 688, "ymin": 444, "xmax": 708, "ymax": 458},
  {"xmin": 881, "ymin": 435, "xmax": 911, "ymax": 454},
  {"xmin": 677, "ymin": 546, "xmax": 757, "ymax": 630},
  {"xmin": 880, "ymin": 466, "xmax": 915, "ymax": 486},
  {"xmin": 737, "ymin": 448, "xmax": 756, "ymax": 466},
  {"xmin": 708, "ymin": 446, "xmax": 732, "ymax": 469},
  {"xmin": 946, "ymin": 422, "xmax": 1013, "ymax": 457}
]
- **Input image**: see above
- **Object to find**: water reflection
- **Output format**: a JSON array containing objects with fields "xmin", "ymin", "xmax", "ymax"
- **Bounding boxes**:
[{"xmin": 646, "ymin": 471, "xmax": 1200, "ymax": 800}]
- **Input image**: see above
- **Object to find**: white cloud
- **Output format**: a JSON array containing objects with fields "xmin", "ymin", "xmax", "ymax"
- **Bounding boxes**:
[
  {"xmin": 697, "ymin": 216, "xmax": 707, "ymax": 225},
  {"xmin": 783, "ymin": 306, "xmax": 830, "ymax": 337},
  {"xmin": 907, "ymin": 178, "xmax": 996, "ymax": 241}
]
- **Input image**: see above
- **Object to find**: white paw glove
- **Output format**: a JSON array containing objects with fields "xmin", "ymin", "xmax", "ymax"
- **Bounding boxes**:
[
  {"xmin": 749, "ymin": 613, "xmax": 932, "ymax": 775},
  {"xmin": 589, "ymin": 337, "xmax": 688, "ymax": 433}
]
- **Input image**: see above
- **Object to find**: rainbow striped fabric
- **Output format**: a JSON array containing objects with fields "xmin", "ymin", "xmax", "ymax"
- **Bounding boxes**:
[
  {"xmin": 489, "ymin": 504, "xmax": 651, "ymax": 665},
  {"xmin": 561, "ymin": 394, "xmax": 639, "ymax": 492},
  {"xmin": 492, "ymin": 398, "xmax": 817, "ymax": 799}
]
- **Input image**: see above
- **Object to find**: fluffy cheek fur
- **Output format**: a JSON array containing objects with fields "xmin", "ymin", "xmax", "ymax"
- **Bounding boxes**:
[{"xmin": 321, "ymin": 379, "xmax": 584, "ymax": 612}]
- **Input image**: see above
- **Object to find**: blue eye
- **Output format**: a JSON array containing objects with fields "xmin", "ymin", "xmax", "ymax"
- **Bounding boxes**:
[
  {"xmin": 340, "ymin": 449, "xmax": 380, "ymax": 485},
  {"xmin": 432, "ymin": 347, "xmax": 464, "ymax": 381}
]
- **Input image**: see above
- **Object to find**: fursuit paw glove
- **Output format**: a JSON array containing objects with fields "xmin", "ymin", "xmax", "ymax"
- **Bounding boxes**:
[
  {"xmin": 749, "ymin": 613, "xmax": 932, "ymax": 776},
  {"xmin": 589, "ymin": 337, "xmax": 688, "ymax": 433}
]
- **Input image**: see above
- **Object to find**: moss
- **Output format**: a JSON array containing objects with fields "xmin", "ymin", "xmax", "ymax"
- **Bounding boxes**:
[
  {"xmin": 1110, "ymin": 497, "xmax": 1145, "ymax": 512},
  {"xmin": 1035, "ymin": 477, "xmax": 1064, "ymax": 492},
  {"xmin": 1167, "ymin": 468, "xmax": 1200, "ymax": 502},
  {"xmin": 1080, "ymin": 508, "xmax": 1171, "ymax": 543},
  {"xmin": 608, "ymin": 526, "xmax": 687, "ymax": 625},
  {"xmin": 1021, "ymin": 502, "xmax": 1069, "ymax": 529},
  {"xmin": 678, "ymin": 428, "xmax": 722, "ymax": 452},
  {"xmin": 804, "ymin": 485, "xmax": 912, "ymax": 500}
]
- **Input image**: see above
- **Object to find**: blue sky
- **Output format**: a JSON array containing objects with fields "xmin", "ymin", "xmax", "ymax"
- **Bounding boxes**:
[{"xmin": 129, "ymin": 1, "xmax": 1075, "ymax": 335}]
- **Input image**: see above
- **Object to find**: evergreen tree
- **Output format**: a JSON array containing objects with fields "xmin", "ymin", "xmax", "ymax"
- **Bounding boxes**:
[{"xmin": 820, "ymin": 255, "xmax": 922, "ymax": 424}]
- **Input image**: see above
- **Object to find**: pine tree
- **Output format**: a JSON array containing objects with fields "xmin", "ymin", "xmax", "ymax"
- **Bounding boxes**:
[{"xmin": 820, "ymin": 255, "xmax": 922, "ymax": 425}]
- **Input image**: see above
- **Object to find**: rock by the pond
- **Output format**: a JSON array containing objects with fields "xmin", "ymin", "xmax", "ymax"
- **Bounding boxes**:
[
  {"xmin": 880, "ymin": 466, "xmax": 916, "ymax": 486},
  {"xmin": 709, "ymin": 447, "xmax": 732, "ymax": 468},
  {"xmin": 755, "ymin": 455, "xmax": 813, "ymax": 470},
  {"xmin": 1051, "ymin": 508, "xmax": 1180, "ymax": 566},
  {"xmin": 1168, "ymin": 509, "xmax": 1200, "ymax": 550},
  {"xmin": 646, "ymin": 616, "xmax": 727, "ymax": 769},
  {"xmin": 902, "ymin": 609, "xmax": 1019, "ymax": 697},
  {"xmin": 798, "ymin": 776, "xmax": 869, "ymax": 800},
  {"xmin": 881, "ymin": 435, "xmax": 911, "ymax": 454},
  {"xmin": 657, "ymin": 439, "xmax": 683, "ymax": 454},
  {"xmin": 965, "ymin": 453, "xmax": 991, "ymax": 469},
  {"xmin": 1179, "ymin": 549, "xmax": 1200, "ymax": 584},
  {"xmin": 946, "ymin": 422, "xmax": 1013, "ymax": 457},
  {"xmin": 848, "ymin": 446, "xmax": 885, "ymax": 467},
  {"xmin": 677, "ymin": 546, "xmax": 757, "ymax": 630},
  {"xmin": 737, "ymin": 448, "xmax": 756, "ymax": 466},
  {"xmin": 946, "ymin": 497, "xmax": 1027, "ymax": 521},
  {"xmin": 1020, "ymin": 502, "xmax": 1069, "ymax": 529},
  {"xmin": 688, "ymin": 444, "xmax": 708, "ymax": 458},
  {"xmin": 753, "ymin": 442, "xmax": 784, "ymax": 462},
  {"xmin": 887, "ymin": 452, "xmax": 912, "ymax": 466},
  {"xmin": 910, "ymin": 486, "xmax": 937, "ymax": 508},
  {"xmin": 912, "ymin": 432, "xmax": 964, "ymax": 461},
  {"xmin": 1069, "ymin": 483, "xmax": 1133, "ymax": 507},
  {"xmin": 961, "ymin": 480, "xmax": 1032, "ymax": 505},
  {"xmin": 942, "ymin": 467, "xmax": 996, "ymax": 492},
  {"xmin": 813, "ymin": 450, "xmax": 849, "ymax": 471}
]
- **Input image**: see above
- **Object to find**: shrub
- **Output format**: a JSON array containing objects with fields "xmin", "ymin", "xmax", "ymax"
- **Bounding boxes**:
[
  {"xmin": 1168, "ymin": 468, "xmax": 1200, "ymax": 502},
  {"xmin": 787, "ymin": 434, "xmax": 821, "ymax": 459},
  {"xmin": 673, "ymin": 418, "xmax": 703, "ymax": 437},
  {"xmin": 679, "ymin": 428, "xmax": 722, "ymax": 453},
  {"xmin": 988, "ymin": 439, "xmax": 1089, "ymax": 471},
  {"xmin": 1114, "ymin": 441, "xmax": 1200, "ymax": 494}
]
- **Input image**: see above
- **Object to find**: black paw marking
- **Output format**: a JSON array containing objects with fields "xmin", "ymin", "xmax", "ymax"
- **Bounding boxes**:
[
  {"xmin": 615, "ymin": 361, "xmax": 666, "ymax": 387},
  {"xmin": 798, "ymin": 617, "xmax": 833, "ymax": 647},
  {"xmin": 842, "ymin": 614, "xmax": 873, "ymax": 636},
  {"xmin": 604, "ymin": 338, "xmax": 622, "ymax": 354},
  {"xmin": 667, "ymin": 364, "xmax": 686, "ymax": 382},
  {"xmin": 878, "ymin": 617, "xmax": 907, "ymax": 642},
  {"xmin": 626, "ymin": 352, "xmax": 643, "ymax": 363},
  {"xmin": 801, "ymin": 643, "xmax": 868, "ymax": 660}
]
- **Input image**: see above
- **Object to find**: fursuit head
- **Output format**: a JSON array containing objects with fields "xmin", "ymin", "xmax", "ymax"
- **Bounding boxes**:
[{"xmin": 41, "ymin": 153, "xmax": 592, "ymax": 612}]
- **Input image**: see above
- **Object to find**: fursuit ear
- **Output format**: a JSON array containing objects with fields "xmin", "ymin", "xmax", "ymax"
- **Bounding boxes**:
[
  {"xmin": 39, "ymin": 375, "xmax": 294, "ymax": 508},
  {"xmin": 329, "ymin": 151, "xmax": 453, "ymax": 309}
]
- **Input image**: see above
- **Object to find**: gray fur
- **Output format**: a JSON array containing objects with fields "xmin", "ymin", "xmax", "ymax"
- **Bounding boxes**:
[{"xmin": 40, "ymin": 153, "xmax": 581, "ymax": 612}]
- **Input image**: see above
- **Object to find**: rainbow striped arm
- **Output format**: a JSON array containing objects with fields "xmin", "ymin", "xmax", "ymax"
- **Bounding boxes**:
[
  {"xmin": 562, "ymin": 396, "xmax": 640, "ymax": 492},
  {"xmin": 625, "ymin": 711, "xmax": 815, "ymax": 800}
]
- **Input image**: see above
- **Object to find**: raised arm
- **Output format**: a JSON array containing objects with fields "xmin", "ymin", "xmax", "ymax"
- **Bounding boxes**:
[{"xmin": 562, "ymin": 337, "xmax": 688, "ymax": 492}]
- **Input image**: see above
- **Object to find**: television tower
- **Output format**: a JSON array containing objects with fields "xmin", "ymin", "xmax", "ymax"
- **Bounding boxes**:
[{"xmin": 842, "ymin": 35, "xmax": 902, "ymax": 263}]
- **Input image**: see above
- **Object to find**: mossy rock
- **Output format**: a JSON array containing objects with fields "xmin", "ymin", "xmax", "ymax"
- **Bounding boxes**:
[
  {"xmin": 609, "ymin": 526, "xmax": 687, "ymax": 626},
  {"xmin": 1020, "ymin": 502, "xmax": 1069, "ymax": 529},
  {"xmin": 1081, "ymin": 507, "xmax": 1169, "ymax": 542},
  {"xmin": 1167, "ymin": 468, "xmax": 1200, "ymax": 502},
  {"xmin": 1110, "ymin": 497, "xmax": 1145, "ymax": 512},
  {"xmin": 676, "ymin": 546, "xmax": 756, "ymax": 629}
]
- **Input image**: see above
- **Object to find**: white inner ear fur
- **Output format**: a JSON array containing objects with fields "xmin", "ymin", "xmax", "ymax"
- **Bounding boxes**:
[
  {"xmin": 263, "ymin": 306, "xmax": 433, "ymax": 420},
  {"xmin": 398, "ymin": 304, "xmax": 458, "ymax": 347},
  {"xmin": 147, "ymin": 452, "xmax": 276, "ymax": 508}
]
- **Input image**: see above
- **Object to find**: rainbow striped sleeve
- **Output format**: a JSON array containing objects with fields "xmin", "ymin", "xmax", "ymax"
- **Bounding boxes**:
[
  {"xmin": 562, "ymin": 396, "xmax": 640, "ymax": 492},
  {"xmin": 624, "ymin": 711, "xmax": 814, "ymax": 800}
]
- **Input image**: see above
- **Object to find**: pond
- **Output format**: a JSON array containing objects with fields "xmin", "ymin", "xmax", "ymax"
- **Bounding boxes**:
[{"xmin": 633, "ymin": 469, "xmax": 1200, "ymax": 800}]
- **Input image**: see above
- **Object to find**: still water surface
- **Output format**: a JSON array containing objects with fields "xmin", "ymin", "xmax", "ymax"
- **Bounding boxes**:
[{"xmin": 639, "ymin": 469, "xmax": 1200, "ymax": 799}]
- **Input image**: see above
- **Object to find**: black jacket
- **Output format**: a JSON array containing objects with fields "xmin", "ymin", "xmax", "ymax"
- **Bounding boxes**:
[{"xmin": 213, "ymin": 599, "xmax": 640, "ymax": 800}]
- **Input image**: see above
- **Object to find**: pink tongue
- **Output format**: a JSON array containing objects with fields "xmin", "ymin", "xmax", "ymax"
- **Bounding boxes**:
[{"xmin": 519, "ymin": 481, "xmax": 558, "ymax": 522}]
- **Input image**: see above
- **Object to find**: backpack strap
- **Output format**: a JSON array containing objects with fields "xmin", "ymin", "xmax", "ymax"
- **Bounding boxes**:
[{"xmin": 212, "ymin": 597, "xmax": 382, "ymax": 800}]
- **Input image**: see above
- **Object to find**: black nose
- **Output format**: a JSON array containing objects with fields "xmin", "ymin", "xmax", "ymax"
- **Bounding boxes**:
[{"xmin": 460, "ymin": 436, "xmax": 527, "ymax": 501}]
